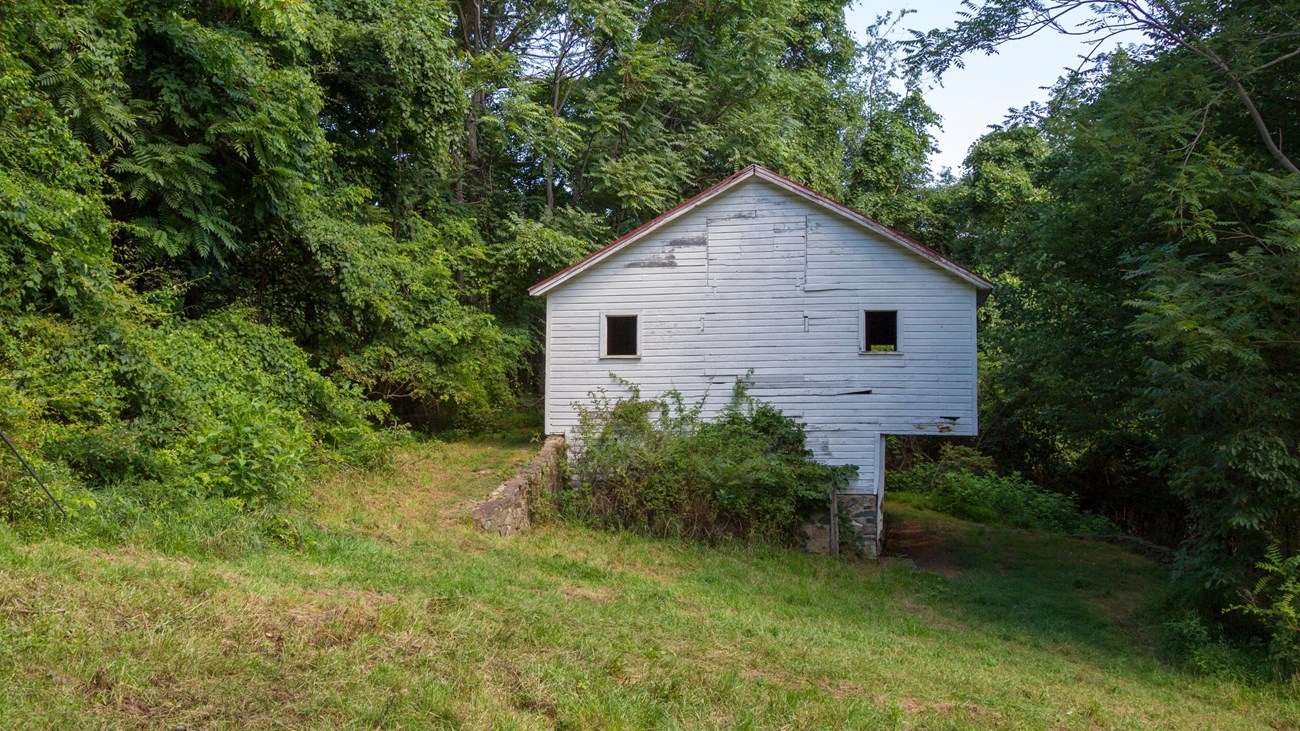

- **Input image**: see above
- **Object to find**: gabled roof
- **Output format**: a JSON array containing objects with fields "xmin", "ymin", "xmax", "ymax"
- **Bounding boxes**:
[{"xmin": 528, "ymin": 164, "xmax": 994, "ymax": 297}]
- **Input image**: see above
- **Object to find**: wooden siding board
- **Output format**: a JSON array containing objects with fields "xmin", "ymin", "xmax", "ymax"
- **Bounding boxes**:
[{"xmin": 542, "ymin": 177, "xmax": 981, "ymax": 493}]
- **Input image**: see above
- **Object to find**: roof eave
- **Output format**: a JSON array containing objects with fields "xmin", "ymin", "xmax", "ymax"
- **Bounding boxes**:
[{"xmin": 529, "ymin": 164, "xmax": 994, "ymax": 297}]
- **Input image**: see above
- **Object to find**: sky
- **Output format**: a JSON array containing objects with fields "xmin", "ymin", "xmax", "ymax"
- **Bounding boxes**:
[{"xmin": 843, "ymin": 2, "xmax": 1140, "ymax": 174}]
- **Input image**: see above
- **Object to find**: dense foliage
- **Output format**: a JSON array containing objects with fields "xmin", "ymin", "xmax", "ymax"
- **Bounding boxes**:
[
  {"xmin": 1, "ymin": 0, "xmax": 922, "ymax": 524},
  {"xmin": 565, "ymin": 384, "xmax": 855, "ymax": 544},
  {"xmin": 0, "ymin": 0, "xmax": 384, "ymax": 533},
  {"xmin": 890, "ymin": 445, "xmax": 1114, "ymax": 534},
  {"xmin": 908, "ymin": 0, "xmax": 1300, "ymax": 664}
]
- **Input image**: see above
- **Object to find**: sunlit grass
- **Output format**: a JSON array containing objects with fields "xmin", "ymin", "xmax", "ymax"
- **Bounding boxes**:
[{"xmin": 0, "ymin": 435, "xmax": 1295, "ymax": 729}]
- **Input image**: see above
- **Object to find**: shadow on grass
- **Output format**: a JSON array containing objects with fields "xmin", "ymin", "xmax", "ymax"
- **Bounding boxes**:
[
  {"xmin": 667, "ymin": 503, "xmax": 1171, "ymax": 670},
  {"xmin": 906, "ymin": 507, "xmax": 1164, "ymax": 654}
]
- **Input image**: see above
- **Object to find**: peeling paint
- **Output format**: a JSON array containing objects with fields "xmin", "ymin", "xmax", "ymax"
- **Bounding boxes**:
[
  {"xmin": 707, "ymin": 210, "xmax": 758, "ymax": 223},
  {"xmin": 668, "ymin": 235, "xmax": 707, "ymax": 247},
  {"xmin": 625, "ymin": 254, "xmax": 677, "ymax": 268}
]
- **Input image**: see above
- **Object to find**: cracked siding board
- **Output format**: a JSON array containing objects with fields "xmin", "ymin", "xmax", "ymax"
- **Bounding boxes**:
[{"xmin": 542, "ymin": 177, "xmax": 980, "ymax": 494}]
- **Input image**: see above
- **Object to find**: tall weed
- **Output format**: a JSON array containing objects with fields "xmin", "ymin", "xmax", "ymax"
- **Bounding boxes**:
[{"xmin": 1230, "ymin": 543, "xmax": 1300, "ymax": 681}]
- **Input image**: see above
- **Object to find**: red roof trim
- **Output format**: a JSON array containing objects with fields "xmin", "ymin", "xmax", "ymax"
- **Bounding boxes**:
[{"xmin": 528, "ymin": 164, "xmax": 993, "ymax": 295}]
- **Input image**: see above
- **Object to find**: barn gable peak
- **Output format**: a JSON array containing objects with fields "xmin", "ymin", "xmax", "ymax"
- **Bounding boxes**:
[{"xmin": 528, "ymin": 165, "xmax": 993, "ymax": 298}]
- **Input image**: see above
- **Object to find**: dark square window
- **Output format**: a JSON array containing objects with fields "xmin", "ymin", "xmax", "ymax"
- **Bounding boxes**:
[
  {"xmin": 605, "ymin": 315, "xmax": 638, "ymax": 356},
  {"xmin": 864, "ymin": 311, "xmax": 897, "ymax": 352}
]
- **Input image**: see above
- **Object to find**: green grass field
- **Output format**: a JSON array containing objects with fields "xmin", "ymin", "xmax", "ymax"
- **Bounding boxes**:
[{"xmin": 1, "ymin": 436, "xmax": 1295, "ymax": 729}]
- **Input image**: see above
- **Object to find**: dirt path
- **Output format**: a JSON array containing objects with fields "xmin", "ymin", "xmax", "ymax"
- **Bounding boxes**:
[{"xmin": 883, "ymin": 517, "xmax": 963, "ymax": 578}]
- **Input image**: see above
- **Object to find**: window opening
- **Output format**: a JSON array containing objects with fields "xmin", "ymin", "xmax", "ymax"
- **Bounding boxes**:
[
  {"xmin": 606, "ymin": 315, "xmax": 638, "ymax": 356},
  {"xmin": 864, "ymin": 311, "xmax": 897, "ymax": 352}
]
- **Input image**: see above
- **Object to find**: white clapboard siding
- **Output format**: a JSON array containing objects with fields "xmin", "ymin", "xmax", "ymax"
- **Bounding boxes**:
[{"xmin": 540, "ymin": 174, "xmax": 983, "ymax": 494}]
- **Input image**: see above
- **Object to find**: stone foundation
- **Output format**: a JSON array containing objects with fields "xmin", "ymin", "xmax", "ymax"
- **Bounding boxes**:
[
  {"xmin": 802, "ymin": 493, "xmax": 880, "ymax": 558},
  {"xmin": 471, "ymin": 435, "xmax": 565, "ymax": 535}
]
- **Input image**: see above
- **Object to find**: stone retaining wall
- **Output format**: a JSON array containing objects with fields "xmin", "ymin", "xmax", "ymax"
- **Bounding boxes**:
[
  {"xmin": 802, "ymin": 493, "xmax": 880, "ymax": 558},
  {"xmin": 471, "ymin": 435, "xmax": 565, "ymax": 536}
]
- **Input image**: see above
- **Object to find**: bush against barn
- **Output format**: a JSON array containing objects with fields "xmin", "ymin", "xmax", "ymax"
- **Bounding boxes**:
[{"xmin": 562, "ymin": 382, "xmax": 856, "ymax": 546}]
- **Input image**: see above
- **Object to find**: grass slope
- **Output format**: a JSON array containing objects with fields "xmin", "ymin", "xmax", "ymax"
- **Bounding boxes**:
[{"xmin": 0, "ymin": 436, "xmax": 1296, "ymax": 729}]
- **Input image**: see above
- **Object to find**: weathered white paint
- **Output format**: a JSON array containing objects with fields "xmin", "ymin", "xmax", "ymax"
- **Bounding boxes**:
[{"xmin": 535, "ymin": 167, "xmax": 987, "ymax": 499}]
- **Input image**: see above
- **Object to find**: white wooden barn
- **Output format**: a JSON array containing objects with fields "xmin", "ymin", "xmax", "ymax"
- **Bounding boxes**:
[{"xmin": 528, "ymin": 165, "xmax": 992, "ymax": 556}]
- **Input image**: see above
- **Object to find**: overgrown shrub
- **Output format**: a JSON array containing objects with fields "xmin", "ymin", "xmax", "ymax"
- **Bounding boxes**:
[
  {"xmin": 0, "ymin": 304, "xmax": 388, "ymax": 541},
  {"xmin": 1230, "ymin": 544, "xmax": 1300, "ymax": 680},
  {"xmin": 564, "ymin": 382, "xmax": 854, "ymax": 544},
  {"xmin": 890, "ymin": 445, "xmax": 1114, "ymax": 534},
  {"xmin": 1157, "ymin": 610, "xmax": 1262, "ymax": 683}
]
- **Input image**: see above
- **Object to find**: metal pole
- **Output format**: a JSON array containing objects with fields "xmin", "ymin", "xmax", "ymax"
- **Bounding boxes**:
[
  {"xmin": 0, "ymin": 427, "xmax": 68, "ymax": 517},
  {"xmin": 829, "ymin": 489, "xmax": 839, "ymax": 556}
]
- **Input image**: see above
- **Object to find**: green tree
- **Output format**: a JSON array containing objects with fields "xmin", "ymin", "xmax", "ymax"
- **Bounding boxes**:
[
  {"xmin": 844, "ymin": 13, "xmax": 942, "ymax": 233},
  {"xmin": 914, "ymin": 0, "xmax": 1300, "ymax": 655}
]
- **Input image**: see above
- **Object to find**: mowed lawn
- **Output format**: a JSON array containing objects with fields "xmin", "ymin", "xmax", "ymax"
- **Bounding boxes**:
[{"xmin": 0, "ymin": 437, "xmax": 1296, "ymax": 730}]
